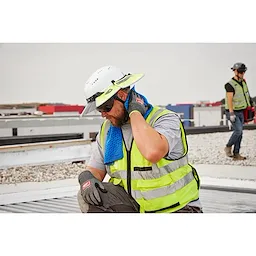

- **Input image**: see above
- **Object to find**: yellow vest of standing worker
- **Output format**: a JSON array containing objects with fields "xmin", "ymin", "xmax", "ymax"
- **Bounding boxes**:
[
  {"xmin": 225, "ymin": 79, "xmax": 251, "ymax": 110},
  {"xmin": 100, "ymin": 106, "xmax": 200, "ymax": 213}
]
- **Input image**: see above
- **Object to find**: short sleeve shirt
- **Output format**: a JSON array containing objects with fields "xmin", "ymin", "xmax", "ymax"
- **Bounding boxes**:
[{"xmin": 87, "ymin": 112, "xmax": 185, "ymax": 171}]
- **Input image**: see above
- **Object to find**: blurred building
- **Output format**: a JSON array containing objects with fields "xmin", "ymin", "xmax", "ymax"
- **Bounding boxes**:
[
  {"xmin": 0, "ymin": 103, "xmax": 38, "ymax": 116},
  {"xmin": 38, "ymin": 105, "xmax": 84, "ymax": 116},
  {"xmin": 164, "ymin": 100, "xmax": 224, "ymax": 127}
]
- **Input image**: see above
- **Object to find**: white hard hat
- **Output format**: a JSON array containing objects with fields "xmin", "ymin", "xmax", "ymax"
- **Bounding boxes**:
[{"xmin": 80, "ymin": 65, "xmax": 144, "ymax": 116}]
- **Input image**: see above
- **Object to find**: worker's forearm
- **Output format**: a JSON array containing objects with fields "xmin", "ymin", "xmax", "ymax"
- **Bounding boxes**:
[
  {"xmin": 227, "ymin": 94, "xmax": 234, "ymax": 112},
  {"xmin": 129, "ymin": 111, "xmax": 166, "ymax": 161},
  {"xmin": 80, "ymin": 166, "xmax": 106, "ymax": 182}
]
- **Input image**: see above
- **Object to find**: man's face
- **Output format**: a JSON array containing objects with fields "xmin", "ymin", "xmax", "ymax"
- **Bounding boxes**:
[
  {"xmin": 97, "ymin": 90, "xmax": 129, "ymax": 127},
  {"xmin": 235, "ymin": 69, "xmax": 246, "ymax": 79}
]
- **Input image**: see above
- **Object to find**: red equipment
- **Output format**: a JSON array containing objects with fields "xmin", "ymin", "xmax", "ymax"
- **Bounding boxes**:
[{"xmin": 243, "ymin": 106, "xmax": 255, "ymax": 123}]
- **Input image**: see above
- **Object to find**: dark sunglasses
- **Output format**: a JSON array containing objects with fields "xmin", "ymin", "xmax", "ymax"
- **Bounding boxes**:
[
  {"xmin": 96, "ymin": 94, "xmax": 125, "ymax": 113},
  {"xmin": 237, "ymin": 69, "xmax": 246, "ymax": 74}
]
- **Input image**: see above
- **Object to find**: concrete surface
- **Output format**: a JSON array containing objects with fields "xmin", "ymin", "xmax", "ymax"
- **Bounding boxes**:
[
  {"xmin": 1, "ymin": 164, "xmax": 256, "ymax": 206},
  {"xmin": 194, "ymin": 164, "xmax": 256, "ymax": 181}
]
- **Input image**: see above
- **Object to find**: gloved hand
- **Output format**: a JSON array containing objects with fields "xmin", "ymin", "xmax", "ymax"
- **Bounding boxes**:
[
  {"xmin": 78, "ymin": 170, "xmax": 107, "ymax": 206},
  {"xmin": 229, "ymin": 112, "xmax": 236, "ymax": 123},
  {"xmin": 127, "ymin": 90, "xmax": 147, "ymax": 116}
]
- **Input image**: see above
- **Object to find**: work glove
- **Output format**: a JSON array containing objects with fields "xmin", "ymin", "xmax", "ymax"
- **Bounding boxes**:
[
  {"xmin": 229, "ymin": 112, "xmax": 236, "ymax": 123},
  {"xmin": 127, "ymin": 90, "xmax": 148, "ymax": 116},
  {"xmin": 78, "ymin": 170, "xmax": 107, "ymax": 206}
]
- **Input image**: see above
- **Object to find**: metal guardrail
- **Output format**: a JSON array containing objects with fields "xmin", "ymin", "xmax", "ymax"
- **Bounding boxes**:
[
  {"xmin": 185, "ymin": 124, "xmax": 256, "ymax": 135},
  {"xmin": 86, "ymin": 124, "xmax": 256, "ymax": 140},
  {"xmin": 0, "ymin": 114, "xmax": 101, "ymax": 119},
  {"xmin": 0, "ymin": 116, "xmax": 103, "ymax": 129},
  {"xmin": 0, "ymin": 133, "xmax": 84, "ymax": 146},
  {"xmin": 0, "ymin": 139, "xmax": 92, "ymax": 168},
  {"xmin": 1, "ymin": 114, "xmax": 255, "ymax": 131}
]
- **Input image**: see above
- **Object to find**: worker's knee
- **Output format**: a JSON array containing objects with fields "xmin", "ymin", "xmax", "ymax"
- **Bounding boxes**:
[{"xmin": 77, "ymin": 190, "xmax": 89, "ymax": 213}]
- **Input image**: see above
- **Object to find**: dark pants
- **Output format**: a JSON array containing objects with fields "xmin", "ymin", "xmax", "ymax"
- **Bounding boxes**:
[
  {"xmin": 77, "ymin": 182, "xmax": 203, "ymax": 213},
  {"xmin": 226, "ymin": 110, "xmax": 244, "ymax": 154}
]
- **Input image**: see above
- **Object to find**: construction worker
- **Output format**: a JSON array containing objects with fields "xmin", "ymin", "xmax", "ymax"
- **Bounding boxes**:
[
  {"xmin": 224, "ymin": 62, "xmax": 254, "ymax": 160},
  {"xmin": 77, "ymin": 66, "xmax": 202, "ymax": 213}
]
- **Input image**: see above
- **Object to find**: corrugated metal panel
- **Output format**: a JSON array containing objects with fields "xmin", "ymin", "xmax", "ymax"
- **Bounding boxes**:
[
  {"xmin": 0, "ymin": 196, "xmax": 81, "ymax": 213},
  {"xmin": 1, "ymin": 189, "xmax": 256, "ymax": 213}
]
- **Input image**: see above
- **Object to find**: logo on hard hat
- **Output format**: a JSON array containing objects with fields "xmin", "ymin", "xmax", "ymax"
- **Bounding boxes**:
[{"xmin": 105, "ymin": 88, "xmax": 113, "ymax": 95}]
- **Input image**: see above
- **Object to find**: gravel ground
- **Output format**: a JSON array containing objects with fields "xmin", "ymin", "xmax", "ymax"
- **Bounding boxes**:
[
  {"xmin": 0, "ymin": 162, "xmax": 86, "ymax": 184},
  {"xmin": 187, "ymin": 130, "xmax": 256, "ymax": 166},
  {"xmin": 0, "ymin": 130, "xmax": 255, "ymax": 184}
]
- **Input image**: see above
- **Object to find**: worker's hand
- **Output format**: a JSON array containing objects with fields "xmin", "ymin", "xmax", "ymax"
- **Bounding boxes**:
[
  {"xmin": 78, "ymin": 171, "xmax": 107, "ymax": 206},
  {"xmin": 229, "ymin": 112, "xmax": 236, "ymax": 123},
  {"xmin": 127, "ymin": 90, "xmax": 147, "ymax": 117}
]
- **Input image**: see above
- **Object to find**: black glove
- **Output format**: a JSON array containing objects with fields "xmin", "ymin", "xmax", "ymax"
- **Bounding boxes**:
[
  {"xmin": 127, "ymin": 90, "xmax": 148, "ymax": 116},
  {"xmin": 78, "ymin": 171, "xmax": 107, "ymax": 206}
]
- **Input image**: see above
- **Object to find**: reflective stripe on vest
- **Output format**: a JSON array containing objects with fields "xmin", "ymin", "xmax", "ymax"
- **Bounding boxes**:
[
  {"xmin": 100, "ymin": 106, "xmax": 200, "ymax": 213},
  {"xmin": 109, "ymin": 155, "xmax": 189, "ymax": 180},
  {"xmin": 132, "ymin": 171, "xmax": 194, "ymax": 200},
  {"xmin": 225, "ymin": 79, "xmax": 251, "ymax": 110}
]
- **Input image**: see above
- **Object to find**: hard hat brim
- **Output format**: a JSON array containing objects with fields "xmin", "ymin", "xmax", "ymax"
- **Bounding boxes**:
[
  {"xmin": 96, "ymin": 73, "xmax": 144, "ymax": 108},
  {"xmin": 80, "ymin": 101, "xmax": 97, "ymax": 117}
]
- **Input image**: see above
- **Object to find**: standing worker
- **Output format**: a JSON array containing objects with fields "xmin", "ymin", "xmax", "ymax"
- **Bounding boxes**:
[
  {"xmin": 77, "ymin": 65, "xmax": 202, "ymax": 213},
  {"xmin": 224, "ymin": 62, "xmax": 254, "ymax": 160}
]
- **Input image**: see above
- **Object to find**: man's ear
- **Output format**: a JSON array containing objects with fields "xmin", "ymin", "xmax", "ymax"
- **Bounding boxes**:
[{"xmin": 118, "ymin": 89, "xmax": 129, "ymax": 101}]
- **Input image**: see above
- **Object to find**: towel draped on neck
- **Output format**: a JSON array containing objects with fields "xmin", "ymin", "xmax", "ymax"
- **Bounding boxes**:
[{"xmin": 104, "ymin": 87, "xmax": 153, "ymax": 165}]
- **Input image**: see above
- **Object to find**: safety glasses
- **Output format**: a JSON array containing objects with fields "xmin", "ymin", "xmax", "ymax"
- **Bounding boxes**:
[
  {"xmin": 237, "ymin": 68, "xmax": 247, "ymax": 74},
  {"xmin": 97, "ymin": 96, "xmax": 115, "ymax": 113},
  {"xmin": 96, "ymin": 94, "xmax": 125, "ymax": 113}
]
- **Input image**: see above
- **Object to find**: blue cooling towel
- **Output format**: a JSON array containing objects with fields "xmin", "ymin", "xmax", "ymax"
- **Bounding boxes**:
[{"xmin": 104, "ymin": 87, "xmax": 153, "ymax": 165}]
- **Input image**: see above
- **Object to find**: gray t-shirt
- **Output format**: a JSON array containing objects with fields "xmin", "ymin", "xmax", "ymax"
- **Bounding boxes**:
[
  {"xmin": 87, "ymin": 112, "xmax": 202, "ymax": 209},
  {"xmin": 88, "ymin": 112, "xmax": 184, "ymax": 170}
]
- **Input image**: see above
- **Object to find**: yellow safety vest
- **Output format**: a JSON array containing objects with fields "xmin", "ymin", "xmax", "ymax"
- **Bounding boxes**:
[
  {"xmin": 225, "ymin": 79, "xmax": 251, "ymax": 110},
  {"xmin": 100, "ymin": 106, "xmax": 200, "ymax": 213}
]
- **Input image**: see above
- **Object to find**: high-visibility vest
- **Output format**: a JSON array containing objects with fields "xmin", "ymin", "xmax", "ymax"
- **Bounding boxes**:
[
  {"xmin": 100, "ymin": 106, "xmax": 200, "ymax": 213},
  {"xmin": 225, "ymin": 79, "xmax": 251, "ymax": 110}
]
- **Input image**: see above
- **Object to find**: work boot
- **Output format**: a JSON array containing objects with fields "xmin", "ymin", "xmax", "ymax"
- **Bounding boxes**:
[
  {"xmin": 233, "ymin": 154, "xmax": 247, "ymax": 161},
  {"xmin": 224, "ymin": 146, "xmax": 233, "ymax": 157}
]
